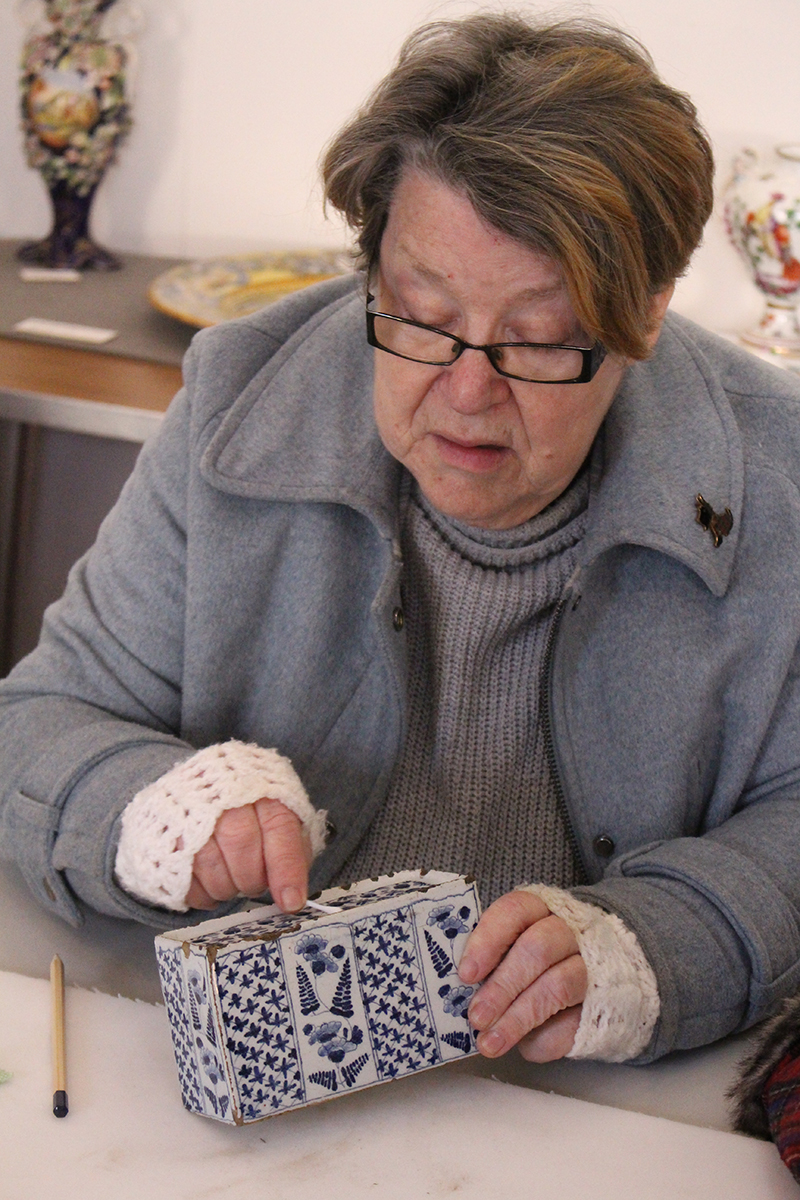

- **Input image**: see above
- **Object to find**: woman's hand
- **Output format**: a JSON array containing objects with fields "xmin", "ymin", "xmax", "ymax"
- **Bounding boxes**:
[
  {"xmin": 184, "ymin": 797, "xmax": 311, "ymax": 913},
  {"xmin": 459, "ymin": 890, "xmax": 587, "ymax": 1062}
]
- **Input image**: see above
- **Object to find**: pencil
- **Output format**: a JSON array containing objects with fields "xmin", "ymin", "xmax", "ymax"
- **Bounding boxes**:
[{"xmin": 50, "ymin": 955, "xmax": 68, "ymax": 1118}]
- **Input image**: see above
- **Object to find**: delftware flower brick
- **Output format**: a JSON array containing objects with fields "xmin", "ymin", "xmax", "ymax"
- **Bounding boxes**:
[{"xmin": 155, "ymin": 870, "xmax": 482, "ymax": 1124}]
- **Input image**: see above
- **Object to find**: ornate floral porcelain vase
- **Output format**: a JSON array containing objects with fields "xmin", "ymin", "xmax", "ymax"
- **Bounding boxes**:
[
  {"xmin": 724, "ymin": 145, "xmax": 800, "ymax": 352},
  {"xmin": 17, "ymin": 0, "xmax": 135, "ymax": 270}
]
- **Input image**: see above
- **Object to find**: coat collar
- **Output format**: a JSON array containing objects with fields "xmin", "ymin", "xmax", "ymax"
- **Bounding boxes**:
[
  {"xmin": 581, "ymin": 314, "xmax": 743, "ymax": 597},
  {"xmin": 202, "ymin": 296, "xmax": 743, "ymax": 597},
  {"xmin": 201, "ymin": 289, "xmax": 401, "ymax": 541}
]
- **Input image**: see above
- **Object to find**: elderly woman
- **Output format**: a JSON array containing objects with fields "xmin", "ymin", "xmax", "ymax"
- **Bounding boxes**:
[{"xmin": 2, "ymin": 13, "xmax": 800, "ymax": 1072}]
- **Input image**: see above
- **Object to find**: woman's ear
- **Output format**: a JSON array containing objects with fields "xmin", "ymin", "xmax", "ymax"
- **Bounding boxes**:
[{"xmin": 645, "ymin": 284, "xmax": 675, "ymax": 351}]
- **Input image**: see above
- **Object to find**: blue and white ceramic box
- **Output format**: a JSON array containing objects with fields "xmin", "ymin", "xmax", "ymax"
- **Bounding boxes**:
[{"xmin": 155, "ymin": 870, "xmax": 482, "ymax": 1124}]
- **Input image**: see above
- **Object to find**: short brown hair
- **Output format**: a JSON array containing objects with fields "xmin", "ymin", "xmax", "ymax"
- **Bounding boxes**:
[{"xmin": 321, "ymin": 13, "xmax": 713, "ymax": 359}]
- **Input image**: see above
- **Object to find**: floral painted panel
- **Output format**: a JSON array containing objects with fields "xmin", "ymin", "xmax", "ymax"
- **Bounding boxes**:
[
  {"xmin": 182, "ymin": 948, "xmax": 234, "ymax": 1122},
  {"xmin": 281, "ymin": 923, "xmax": 380, "ymax": 1101},
  {"xmin": 155, "ymin": 944, "xmax": 203, "ymax": 1115},
  {"xmin": 413, "ymin": 890, "xmax": 481, "ymax": 1061}
]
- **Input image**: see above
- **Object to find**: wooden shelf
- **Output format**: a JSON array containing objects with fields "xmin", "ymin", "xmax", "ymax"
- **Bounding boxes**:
[{"xmin": 0, "ymin": 336, "xmax": 181, "ymax": 413}]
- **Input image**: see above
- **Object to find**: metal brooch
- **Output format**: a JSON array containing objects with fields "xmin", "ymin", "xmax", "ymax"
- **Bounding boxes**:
[{"xmin": 695, "ymin": 494, "xmax": 734, "ymax": 548}]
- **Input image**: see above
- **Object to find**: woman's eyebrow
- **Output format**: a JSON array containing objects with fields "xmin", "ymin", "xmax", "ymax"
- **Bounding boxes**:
[
  {"xmin": 390, "ymin": 254, "xmax": 447, "ymax": 287},
  {"xmin": 514, "ymin": 282, "xmax": 565, "ymax": 303},
  {"xmin": 393, "ymin": 259, "xmax": 565, "ymax": 303}
]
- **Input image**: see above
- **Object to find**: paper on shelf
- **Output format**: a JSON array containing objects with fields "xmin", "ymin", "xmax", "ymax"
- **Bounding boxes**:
[
  {"xmin": 19, "ymin": 267, "xmax": 82, "ymax": 282},
  {"xmin": 13, "ymin": 317, "xmax": 117, "ymax": 344}
]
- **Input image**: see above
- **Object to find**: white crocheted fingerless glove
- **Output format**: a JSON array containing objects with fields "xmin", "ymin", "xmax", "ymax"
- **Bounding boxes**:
[
  {"xmin": 114, "ymin": 740, "xmax": 328, "ymax": 911},
  {"xmin": 518, "ymin": 883, "xmax": 660, "ymax": 1062}
]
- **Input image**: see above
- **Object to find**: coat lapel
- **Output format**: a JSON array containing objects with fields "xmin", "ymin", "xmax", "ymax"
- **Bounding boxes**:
[
  {"xmin": 582, "ymin": 314, "xmax": 744, "ymax": 597},
  {"xmin": 200, "ymin": 290, "xmax": 400, "ymax": 540}
]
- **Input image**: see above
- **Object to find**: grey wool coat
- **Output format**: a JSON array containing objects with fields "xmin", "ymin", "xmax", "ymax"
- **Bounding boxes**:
[{"xmin": 2, "ymin": 274, "xmax": 800, "ymax": 1063}]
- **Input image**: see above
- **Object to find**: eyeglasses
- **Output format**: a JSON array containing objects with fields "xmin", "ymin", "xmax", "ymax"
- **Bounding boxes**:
[{"xmin": 365, "ymin": 294, "xmax": 606, "ymax": 384}]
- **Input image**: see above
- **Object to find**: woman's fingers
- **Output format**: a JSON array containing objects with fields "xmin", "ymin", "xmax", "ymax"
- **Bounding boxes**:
[
  {"xmin": 187, "ymin": 798, "xmax": 310, "ymax": 912},
  {"xmin": 459, "ymin": 890, "xmax": 587, "ymax": 1059},
  {"xmin": 253, "ymin": 796, "xmax": 312, "ymax": 912},
  {"xmin": 467, "ymin": 912, "xmax": 580, "ymax": 1028},
  {"xmin": 209, "ymin": 804, "xmax": 269, "ymax": 897},
  {"xmin": 188, "ymin": 829, "xmax": 239, "ymax": 905},
  {"xmin": 471, "ymin": 951, "xmax": 587, "ymax": 1057},
  {"xmin": 459, "ymin": 890, "xmax": 553, "ymax": 984},
  {"xmin": 184, "ymin": 871, "xmax": 221, "ymax": 910},
  {"xmin": 517, "ymin": 1005, "xmax": 584, "ymax": 1062}
]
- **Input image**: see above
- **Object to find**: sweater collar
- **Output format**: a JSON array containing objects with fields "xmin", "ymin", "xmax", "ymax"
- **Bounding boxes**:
[{"xmin": 202, "ymin": 297, "xmax": 742, "ymax": 597}]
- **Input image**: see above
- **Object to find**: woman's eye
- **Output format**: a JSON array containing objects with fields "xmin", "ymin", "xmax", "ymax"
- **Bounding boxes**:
[
  {"xmin": 393, "ymin": 296, "xmax": 454, "ymax": 329},
  {"xmin": 404, "ymin": 307, "xmax": 447, "ymax": 328}
]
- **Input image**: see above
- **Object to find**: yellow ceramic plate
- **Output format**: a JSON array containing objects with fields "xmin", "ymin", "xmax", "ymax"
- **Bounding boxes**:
[{"xmin": 148, "ymin": 250, "xmax": 353, "ymax": 328}]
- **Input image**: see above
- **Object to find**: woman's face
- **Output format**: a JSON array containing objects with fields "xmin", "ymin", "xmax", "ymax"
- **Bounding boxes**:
[{"xmin": 372, "ymin": 170, "xmax": 664, "ymax": 529}]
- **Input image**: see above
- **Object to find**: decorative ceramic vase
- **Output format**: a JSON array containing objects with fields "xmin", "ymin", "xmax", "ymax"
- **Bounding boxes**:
[
  {"xmin": 724, "ymin": 145, "xmax": 800, "ymax": 353},
  {"xmin": 17, "ymin": 0, "xmax": 135, "ymax": 270}
]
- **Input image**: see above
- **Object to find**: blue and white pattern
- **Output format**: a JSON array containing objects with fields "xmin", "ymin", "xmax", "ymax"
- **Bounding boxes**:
[
  {"xmin": 353, "ymin": 906, "xmax": 440, "ymax": 1078},
  {"xmin": 155, "ymin": 944, "xmax": 203, "ymax": 1114},
  {"xmin": 182, "ymin": 946, "xmax": 234, "ymax": 1121},
  {"xmin": 217, "ymin": 942, "xmax": 304, "ymax": 1120},
  {"xmin": 155, "ymin": 871, "xmax": 481, "ymax": 1123},
  {"xmin": 188, "ymin": 877, "xmax": 443, "ymax": 949}
]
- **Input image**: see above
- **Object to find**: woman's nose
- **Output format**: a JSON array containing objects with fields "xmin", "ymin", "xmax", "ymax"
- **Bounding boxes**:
[{"xmin": 442, "ymin": 346, "xmax": 509, "ymax": 414}]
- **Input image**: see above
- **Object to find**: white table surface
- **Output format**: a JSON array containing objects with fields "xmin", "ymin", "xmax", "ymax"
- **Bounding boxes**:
[{"xmin": 1, "ymin": 969, "xmax": 795, "ymax": 1200}]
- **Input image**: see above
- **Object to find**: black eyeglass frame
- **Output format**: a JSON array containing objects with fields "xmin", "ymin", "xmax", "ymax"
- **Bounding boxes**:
[{"xmin": 365, "ymin": 294, "xmax": 607, "ymax": 385}]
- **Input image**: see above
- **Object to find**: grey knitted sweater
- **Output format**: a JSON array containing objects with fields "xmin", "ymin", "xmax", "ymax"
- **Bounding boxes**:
[{"xmin": 335, "ymin": 470, "xmax": 589, "ymax": 903}]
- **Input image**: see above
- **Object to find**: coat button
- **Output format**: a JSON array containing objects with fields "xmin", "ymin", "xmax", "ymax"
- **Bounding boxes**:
[
  {"xmin": 593, "ymin": 834, "xmax": 615, "ymax": 858},
  {"xmin": 325, "ymin": 818, "xmax": 338, "ymax": 840},
  {"xmin": 392, "ymin": 606, "xmax": 405, "ymax": 632}
]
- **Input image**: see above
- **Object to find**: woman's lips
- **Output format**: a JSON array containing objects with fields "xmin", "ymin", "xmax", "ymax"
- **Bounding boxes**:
[{"xmin": 432, "ymin": 433, "xmax": 510, "ymax": 472}]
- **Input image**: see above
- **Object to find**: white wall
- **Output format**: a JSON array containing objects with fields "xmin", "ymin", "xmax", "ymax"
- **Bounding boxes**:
[{"xmin": 2, "ymin": 0, "xmax": 799, "ymax": 333}]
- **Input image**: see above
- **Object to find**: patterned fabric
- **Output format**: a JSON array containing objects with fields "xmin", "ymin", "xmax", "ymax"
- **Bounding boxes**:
[
  {"xmin": 730, "ymin": 991, "xmax": 800, "ymax": 1184},
  {"xmin": 763, "ymin": 1049, "xmax": 800, "ymax": 1180}
]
